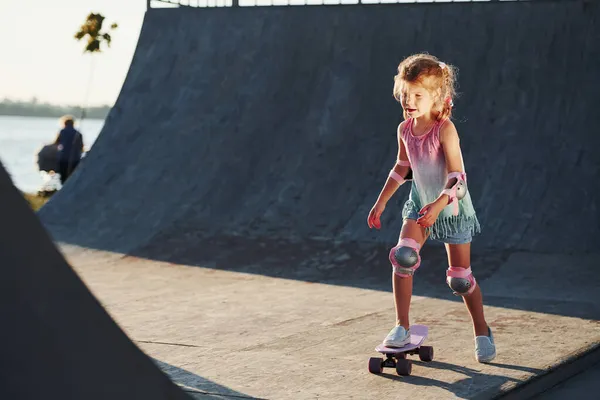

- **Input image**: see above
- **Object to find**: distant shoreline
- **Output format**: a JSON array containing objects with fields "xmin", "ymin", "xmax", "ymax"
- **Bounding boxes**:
[
  {"xmin": 0, "ymin": 100, "xmax": 111, "ymax": 120},
  {"xmin": 0, "ymin": 112, "xmax": 107, "ymax": 121}
]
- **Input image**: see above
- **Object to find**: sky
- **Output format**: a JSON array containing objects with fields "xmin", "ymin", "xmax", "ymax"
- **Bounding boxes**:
[
  {"xmin": 0, "ymin": 0, "xmax": 460, "ymax": 107},
  {"xmin": 0, "ymin": 0, "xmax": 148, "ymax": 107}
]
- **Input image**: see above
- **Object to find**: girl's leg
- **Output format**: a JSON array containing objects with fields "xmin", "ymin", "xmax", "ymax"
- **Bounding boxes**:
[
  {"xmin": 445, "ymin": 243, "xmax": 489, "ymax": 336},
  {"xmin": 393, "ymin": 219, "xmax": 428, "ymax": 330}
]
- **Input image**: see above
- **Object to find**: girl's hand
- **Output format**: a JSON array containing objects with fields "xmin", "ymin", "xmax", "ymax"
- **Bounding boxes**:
[
  {"xmin": 417, "ymin": 198, "xmax": 446, "ymax": 228},
  {"xmin": 367, "ymin": 201, "xmax": 386, "ymax": 230}
]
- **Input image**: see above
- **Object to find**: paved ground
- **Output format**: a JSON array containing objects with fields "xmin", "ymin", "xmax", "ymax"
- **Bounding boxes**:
[{"xmin": 58, "ymin": 244, "xmax": 600, "ymax": 399}]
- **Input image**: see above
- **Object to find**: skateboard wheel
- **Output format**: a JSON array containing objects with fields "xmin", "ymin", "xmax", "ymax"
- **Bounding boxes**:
[
  {"xmin": 368, "ymin": 357, "xmax": 383, "ymax": 374},
  {"xmin": 396, "ymin": 359, "xmax": 411, "ymax": 376},
  {"xmin": 419, "ymin": 345, "xmax": 434, "ymax": 362}
]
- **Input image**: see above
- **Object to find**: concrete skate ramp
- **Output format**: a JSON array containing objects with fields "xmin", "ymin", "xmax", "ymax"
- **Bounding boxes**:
[
  {"xmin": 40, "ymin": 2, "xmax": 600, "ymax": 263},
  {"xmin": 0, "ymin": 164, "xmax": 192, "ymax": 399}
]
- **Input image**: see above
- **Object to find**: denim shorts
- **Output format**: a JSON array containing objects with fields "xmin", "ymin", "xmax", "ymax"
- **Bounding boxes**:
[{"xmin": 403, "ymin": 207, "xmax": 472, "ymax": 245}]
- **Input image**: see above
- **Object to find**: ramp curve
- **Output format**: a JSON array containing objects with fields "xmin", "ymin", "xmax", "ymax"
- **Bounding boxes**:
[
  {"xmin": 39, "ymin": 3, "xmax": 600, "ymax": 257},
  {"xmin": 0, "ymin": 164, "xmax": 192, "ymax": 400}
]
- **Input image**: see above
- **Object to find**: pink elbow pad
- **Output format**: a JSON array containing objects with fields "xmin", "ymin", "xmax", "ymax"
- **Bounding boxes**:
[
  {"xmin": 441, "ymin": 172, "xmax": 467, "ymax": 215},
  {"xmin": 389, "ymin": 170, "xmax": 405, "ymax": 184}
]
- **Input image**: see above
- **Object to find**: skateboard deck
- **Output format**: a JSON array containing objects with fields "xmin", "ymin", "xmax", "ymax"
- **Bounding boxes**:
[{"xmin": 369, "ymin": 324, "xmax": 433, "ymax": 376}]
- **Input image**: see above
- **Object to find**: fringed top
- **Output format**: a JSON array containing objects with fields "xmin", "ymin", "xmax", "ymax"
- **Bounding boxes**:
[{"xmin": 400, "ymin": 118, "xmax": 481, "ymax": 240}]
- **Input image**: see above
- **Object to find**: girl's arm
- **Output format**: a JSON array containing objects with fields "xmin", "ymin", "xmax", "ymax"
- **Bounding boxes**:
[
  {"xmin": 440, "ymin": 120, "xmax": 464, "ymax": 173},
  {"xmin": 375, "ymin": 121, "xmax": 412, "ymax": 205},
  {"xmin": 439, "ymin": 120, "xmax": 467, "ymax": 206},
  {"xmin": 416, "ymin": 120, "xmax": 467, "ymax": 226}
]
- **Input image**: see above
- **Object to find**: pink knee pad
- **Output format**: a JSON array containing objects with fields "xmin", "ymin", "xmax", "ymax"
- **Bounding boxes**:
[
  {"xmin": 446, "ymin": 266, "xmax": 477, "ymax": 296},
  {"xmin": 389, "ymin": 238, "xmax": 421, "ymax": 277}
]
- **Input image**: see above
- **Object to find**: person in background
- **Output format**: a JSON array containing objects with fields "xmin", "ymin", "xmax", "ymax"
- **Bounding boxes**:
[{"xmin": 54, "ymin": 115, "xmax": 84, "ymax": 185}]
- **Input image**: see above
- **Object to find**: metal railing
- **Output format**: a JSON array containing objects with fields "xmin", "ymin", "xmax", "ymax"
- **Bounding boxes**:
[
  {"xmin": 148, "ymin": 0, "xmax": 568, "ymax": 8},
  {"xmin": 149, "ymin": 0, "xmax": 233, "ymax": 7}
]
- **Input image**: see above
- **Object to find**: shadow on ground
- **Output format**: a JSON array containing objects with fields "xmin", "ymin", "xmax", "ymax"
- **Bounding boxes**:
[
  {"xmin": 376, "ymin": 359, "xmax": 544, "ymax": 399},
  {"xmin": 152, "ymin": 359, "xmax": 264, "ymax": 399},
  {"xmin": 144, "ymin": 233, "xmax": 600, "ymax": 319},
  {"xmin": 48, "ymin": 229, "xmax": 596, "ymax": 321}
]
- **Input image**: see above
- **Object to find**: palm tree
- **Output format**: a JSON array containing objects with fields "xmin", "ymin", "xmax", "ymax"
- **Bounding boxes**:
[
  {"xmin": 74, "ymin": 13, "xmax": 118, "ymax": 53},
  {"xmin": 73, "ymin": 13, "xmax": 118, "ymax": 124}
]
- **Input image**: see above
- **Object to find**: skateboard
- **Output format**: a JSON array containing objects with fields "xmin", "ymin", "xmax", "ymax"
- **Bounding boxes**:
[{"xmin": 368, "ymin": 324, "xmax": 433, "ymax": 376}]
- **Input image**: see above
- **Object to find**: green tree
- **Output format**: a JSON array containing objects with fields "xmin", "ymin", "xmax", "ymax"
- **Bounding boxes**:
[
  {"xmin": 73, "ymin": 13, "xmax": 118, "ymax": 124},
  {"xmin": 74, "ymin": 13, "xmax": 118, "ymax": 53}
]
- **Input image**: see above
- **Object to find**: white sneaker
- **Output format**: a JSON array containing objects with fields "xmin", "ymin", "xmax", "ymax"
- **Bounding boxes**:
[
  {"xmin": 383, "ymin": 325, "xmax": 411, "ymax": 348},
  {"xmin": 475, "ymin": 327, "xmax": 496, "ymax": 363}
]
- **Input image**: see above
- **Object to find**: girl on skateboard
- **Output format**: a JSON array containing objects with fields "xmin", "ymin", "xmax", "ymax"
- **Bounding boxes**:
[{"xmin": 367, "ymin": 53, "xmax": 496, "ymax": 363}]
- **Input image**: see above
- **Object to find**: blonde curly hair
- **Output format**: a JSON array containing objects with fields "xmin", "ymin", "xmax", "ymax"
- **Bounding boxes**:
[{"xmin": 393, "ymin": 53, "xmax": 458, "ymax": 121}]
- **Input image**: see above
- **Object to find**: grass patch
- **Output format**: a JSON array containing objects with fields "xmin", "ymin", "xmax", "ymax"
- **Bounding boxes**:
[{"xmin": 23, "ymin": 192, "xmax": 51, "ymax": 211}]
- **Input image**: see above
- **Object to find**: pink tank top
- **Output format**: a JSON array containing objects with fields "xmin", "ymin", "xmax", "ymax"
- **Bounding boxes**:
[
  {"xmin": 400, "ymin": 118, "xmax": 480, "ymax": 239},
  {"xmin": 401, "ymin": 118, "xmax": 450, "ymax": 202}
]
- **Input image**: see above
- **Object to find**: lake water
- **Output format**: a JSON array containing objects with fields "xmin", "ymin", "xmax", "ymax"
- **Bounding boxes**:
[{"xmin": 0, "ymin": 115, "xmax": 105, "ymax": 193}]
